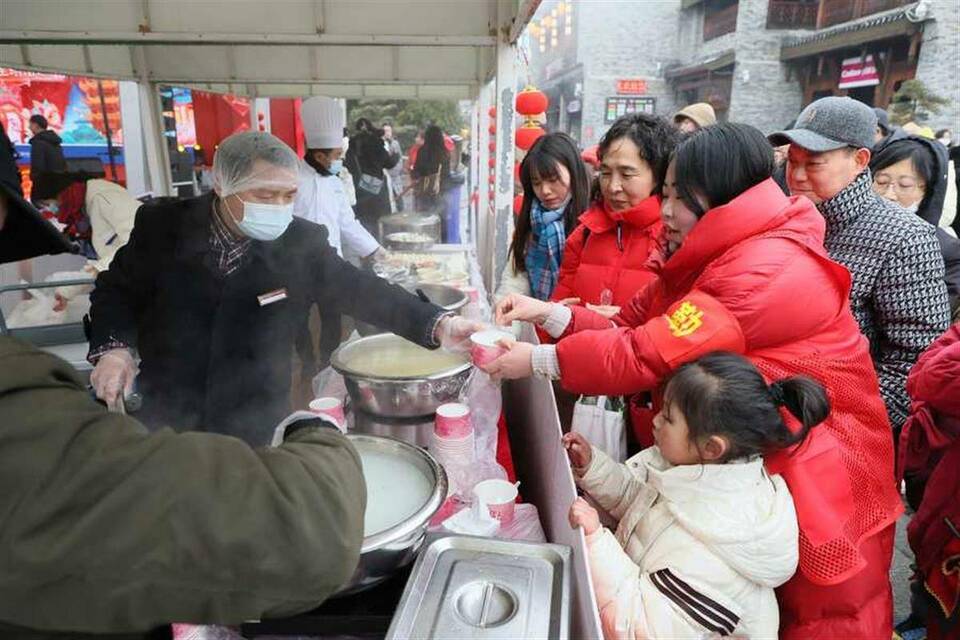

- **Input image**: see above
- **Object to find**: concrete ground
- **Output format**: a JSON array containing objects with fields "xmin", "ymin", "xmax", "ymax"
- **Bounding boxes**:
[{"xmin": 893, "ymin": 513, "xmax": 915, "ymax": 625}]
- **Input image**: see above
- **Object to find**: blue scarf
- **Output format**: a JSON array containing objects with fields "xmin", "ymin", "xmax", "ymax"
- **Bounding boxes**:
[{"xmin": 525, "ymin": 198, "xmax": 568, "ymax": 300}]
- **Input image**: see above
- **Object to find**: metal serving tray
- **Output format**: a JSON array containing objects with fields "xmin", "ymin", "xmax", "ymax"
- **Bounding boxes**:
[{"xmin": 386, "ymin": 534, "xmax": 571, "ymax": 640}]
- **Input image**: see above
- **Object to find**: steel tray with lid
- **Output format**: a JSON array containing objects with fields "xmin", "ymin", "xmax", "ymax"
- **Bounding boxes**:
[{"xmin": 386, "ymin": 534, "xmax": 571, "ymax": 639}]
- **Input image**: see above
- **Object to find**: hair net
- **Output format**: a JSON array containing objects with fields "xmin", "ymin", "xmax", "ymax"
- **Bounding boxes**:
[{"xmin": 212, "ymin": 131, "xmax": 299, "ymax": 197}]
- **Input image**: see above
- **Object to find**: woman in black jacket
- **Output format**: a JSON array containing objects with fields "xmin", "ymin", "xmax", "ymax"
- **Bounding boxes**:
[
  {"xmin": 411, "ymin": 124, "xmax": 450, "ymax": 213},
  {"xmin": 871, "ymin": 132, "xmax": 960, "ymax": 315},
  {"xmin": 345, "ymin": 118, "xmax": 400, "ymax": 236}
]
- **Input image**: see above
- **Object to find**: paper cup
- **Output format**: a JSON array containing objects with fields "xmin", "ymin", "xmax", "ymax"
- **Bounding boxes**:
[
  {"xmin": 469, "ymin": 329, "xmax": 514, "ymax": 367},
  {"xmin": 435, "ymin": 402, "xmax": 472, "ymax": 438},
  {"xmin": 309, "ymin": 397, "xmax": 345, "ymax": 428},
  {"xmin": 460, "ymin": 285, "xmax": 480, "ymax": 303},
  {"xmin": 473, "ymin": 479, "xmax": 519, "ymax": 525}
]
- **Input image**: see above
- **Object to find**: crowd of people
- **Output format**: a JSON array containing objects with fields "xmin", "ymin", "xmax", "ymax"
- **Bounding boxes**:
[
  {"xmin": 484, "ymin": 96, "xmax": 958, "ymax": 638},
  {"xmin": 1, "ymin": 90, "xmax": 959, "ymax": 638}
]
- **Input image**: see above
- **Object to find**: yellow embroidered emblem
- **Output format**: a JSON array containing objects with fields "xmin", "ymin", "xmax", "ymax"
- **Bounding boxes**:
[{"xmin": 667, "ymin": 301, "xmax": 703, "ymax": 337}]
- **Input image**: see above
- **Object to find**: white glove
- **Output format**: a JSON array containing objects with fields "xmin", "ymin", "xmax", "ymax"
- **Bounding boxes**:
[
  {"xmin": 367, "ymin": 246, "xmax": 390, "ymax": 264},
  {"xmin": 435, "ymin": 315, "xmax": 486, "ymax": 353},
  {"xmin": 90, "ymin": 348, "xmax": 138, "ymax": 407}
]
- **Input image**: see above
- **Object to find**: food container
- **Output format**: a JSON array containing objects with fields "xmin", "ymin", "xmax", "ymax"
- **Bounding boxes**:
[
  {"xmin": 381, "ymin": 213, "xmax": 441, "ymax": 251},
  {"xmin": 412, "ymin": 283, "xmax": 468, "ymax": 314},
  {"xmin": 469, "ymin": 329, "xmax": 514, "ymax": 367},
  {"xmin": 331, "ymin": 333, "xmax": 472, "ymax": 418},
  {"xmin": 355, "ymin": 283, "xmax": 466, "ymax": 336},
  {"xmin": 380, "ymin": 212, "xmax": 441, "ymax": 243},
  {"xmin": 334, "ymin": 434, "xmax": 448, "ymax": 596},
  {"xmin": 386, "ymin": 534, "xmax": 571, "ymax": 639}
]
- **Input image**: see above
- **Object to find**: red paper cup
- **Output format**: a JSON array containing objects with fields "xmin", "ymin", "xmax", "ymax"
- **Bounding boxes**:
[
  {"xmin": 473, "ymin": 479, "xmax": 518, "ymax": 525},
  {"xmin": 309, "ymin": 397, "xmax": 345, "ymax": 428},
  {"xmin": 469, "ymin": 329, "xmax": 514, "ymax": 367},
  {"xmin": 460, "ymin": 285, "xmax": 480, "ymax": 304},
  {"xmin": 435, "ymin": 402, "xmax": 472, "ymax": 438}
]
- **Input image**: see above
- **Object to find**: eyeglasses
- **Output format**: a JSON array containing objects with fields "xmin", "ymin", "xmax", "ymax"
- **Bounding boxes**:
[{"xmin": 873, "ymin": 178, "xmax": 924, "ymax": 195}]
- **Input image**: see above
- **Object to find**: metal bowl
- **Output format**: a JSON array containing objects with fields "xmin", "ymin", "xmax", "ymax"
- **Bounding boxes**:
[
  {"xmin": 383, "ymin": 232, "xmax": 435, "ymax": 252},
  {"xmin": 411, "ymin": 283, "xmax": 468, "ymax": 313},
  {"xmin": 331, "ymin": 333, "xmax": 472, "ymax": 418},
  {"xmin": 334, "ymin": 434, "xmax": 448, "ymax": 595}
]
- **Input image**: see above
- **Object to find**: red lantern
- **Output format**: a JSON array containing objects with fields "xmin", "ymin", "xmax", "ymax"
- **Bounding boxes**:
[
  {"xmin": 488, "ymin": 141, "xmax": 496, "ymax": 152},
  {"xmin": 488, "ymin": 124, "xmax": 497, "ymax": 135},
  {"xmin": 515, "ymin": 123, "xmax": 546, "ymax": 151},
  {"xmin": 488, "ymin": 174, "xmax": 496, "ymax": 185},
  {"xmin": 488, "ymin": 157, "xmax": 496, "ymax": 169},
  {"xmin": 516, "ymin": 86, "xmax": 548, "ymax": 116},
  {"xmin": 488, "ymin": 106, "xmax": 497, "ymax": 118},
  {"xmin": 513, "ymin": 194, "xmax": 524, "ymax": 215}
]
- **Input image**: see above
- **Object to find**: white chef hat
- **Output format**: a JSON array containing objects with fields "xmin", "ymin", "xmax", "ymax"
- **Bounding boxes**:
[{"xmin": 302, "ymin": 96, "xmax": 345, "ymax": 150}]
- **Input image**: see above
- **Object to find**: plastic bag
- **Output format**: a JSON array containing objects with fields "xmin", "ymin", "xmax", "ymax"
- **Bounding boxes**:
[
  {"xmin": 460, "ymin": 368, "xmax": 503, "ymax": 468},
  {"xmin": 498, "ymin": 503, "xmax": 546, "ymax": 543},
  {"xmin": 572, "ymin": 395, "xmax": 627, "ymax": 463}
]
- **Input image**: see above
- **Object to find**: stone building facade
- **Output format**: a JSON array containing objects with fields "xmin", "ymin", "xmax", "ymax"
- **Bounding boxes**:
[{"xmin": 527, "ymin": 0, "xmax": 959, "ymax": 144}]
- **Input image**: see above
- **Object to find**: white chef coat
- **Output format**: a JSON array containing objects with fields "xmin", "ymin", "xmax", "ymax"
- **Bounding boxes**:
[{"xmin": 294, "ymin": 162, "xmax": 379, "ymax": 261}]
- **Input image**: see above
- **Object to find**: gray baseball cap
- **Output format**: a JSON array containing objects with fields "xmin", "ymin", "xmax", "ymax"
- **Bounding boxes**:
[{"xmin": 769, "ymin": 96, "xmax": 877, "ymax": 152}]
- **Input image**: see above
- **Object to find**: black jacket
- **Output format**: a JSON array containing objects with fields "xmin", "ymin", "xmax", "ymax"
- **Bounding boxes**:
[
  {"xmin": 0, "ymin": 126, "xmax": 22, "ymax": 197},
  {"xmin": 88, "ymin": 194, "xmax": 444, "ymax": 444},
  {"xmin": 28, "ymin": 129, "xmax": 67, "ymax": 184},
  {"xmin": 873, "ymin": 132, "xmax": 960, "ymax": 311},
  {"xmin": 345, "ymin": 131, "xmax": 400, "ymax": 227}
]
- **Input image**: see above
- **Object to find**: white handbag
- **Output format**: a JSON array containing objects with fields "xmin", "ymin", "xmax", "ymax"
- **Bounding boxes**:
[{"xmin": 571, "ymin": 395, "xmax": 627, "ymax": 463}]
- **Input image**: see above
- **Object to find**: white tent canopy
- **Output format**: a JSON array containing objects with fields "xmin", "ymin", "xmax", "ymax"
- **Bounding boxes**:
[
  {"xmin": 1, "ymin": 0, "xmax": 536, "ymax": 99},
  {"xmin": 1, "ymin": 0, "xmax": 537, "ymax": 292}
]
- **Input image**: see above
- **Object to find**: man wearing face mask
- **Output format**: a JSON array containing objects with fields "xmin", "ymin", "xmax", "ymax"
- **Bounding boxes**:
[{"xmin": 87, "ymin": 131, "xmax": 479, "ymax": 445}]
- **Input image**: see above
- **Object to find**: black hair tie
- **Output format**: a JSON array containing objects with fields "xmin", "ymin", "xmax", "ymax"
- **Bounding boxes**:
[{"xmin": 769, "ymin": 381, "xmax": 786, "ymax": 407}]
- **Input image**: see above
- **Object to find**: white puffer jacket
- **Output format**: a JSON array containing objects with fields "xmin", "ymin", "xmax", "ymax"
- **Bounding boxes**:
[{"xmin": 578, "ymin": 446, "xmax": 799, "ymax": 639}]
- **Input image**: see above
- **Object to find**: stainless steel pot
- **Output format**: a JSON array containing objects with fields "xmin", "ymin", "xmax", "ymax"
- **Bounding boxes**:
[
  {"xmin": 412, "ymin": 283, "xmax": 467, "ymax": 313},
  {"xmin": 379, "ymin": 213, "xmax": 441, "ymax": 243},
  {"xmin": 334, "ymin": 434, "xmax": 448, "ymax": 596},
  {"xmin": 331, "ymin": 333, "xmax": 472, "ymax": 418}
]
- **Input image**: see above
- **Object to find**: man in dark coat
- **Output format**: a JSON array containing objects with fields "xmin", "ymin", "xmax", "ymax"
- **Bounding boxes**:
[
  {"xmin": 88, "ymin": 131, "xmax": 478, "ymax": 445},
  {"xmin": 28, "ymin": 114, "xmax": 67, "ymax": 201},
  {"xmin": 0, "ymin": 335, "xmax": 366, "ymax": 637}
]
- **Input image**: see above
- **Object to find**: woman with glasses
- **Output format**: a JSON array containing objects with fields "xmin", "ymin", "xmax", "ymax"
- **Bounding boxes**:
[{"xmin": 872, "ymin": 133, "xmax": 960, "ymax": 314}]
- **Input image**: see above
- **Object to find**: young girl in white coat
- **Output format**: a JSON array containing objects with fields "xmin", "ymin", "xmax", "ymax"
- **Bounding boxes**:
[{"xmin": 566, "ymin": 351, "xmax": 829, "ymax": 639}]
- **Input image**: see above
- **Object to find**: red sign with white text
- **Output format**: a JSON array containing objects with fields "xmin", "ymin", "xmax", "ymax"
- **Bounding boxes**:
[
  {"xmin": 838, "ymin": 55, "xmax": 880, "ymax": 89},
  {"xmin": 616, "ymin": 79, "xmax": 647, "ymax": 95}
]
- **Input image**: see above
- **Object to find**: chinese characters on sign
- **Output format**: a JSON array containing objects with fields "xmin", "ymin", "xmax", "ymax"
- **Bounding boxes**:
[
  {"xmin": 604, "ymin": 97, "xmax": 656, "ymax": 123},
  {"xmin": 615, "ymin": 79, "xmax": 648, "ymax": 95}
]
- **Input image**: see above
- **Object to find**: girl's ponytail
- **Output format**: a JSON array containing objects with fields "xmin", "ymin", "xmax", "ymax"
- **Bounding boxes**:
[{"xmin": 769, "ymin": 375, "xmax": 830, "ymax": 447}]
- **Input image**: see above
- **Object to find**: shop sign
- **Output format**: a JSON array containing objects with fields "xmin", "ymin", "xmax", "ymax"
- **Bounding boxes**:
[
  {"xmin": 616, "ymin": 79, "xmax": 647, "ymax": 95},
  {"xmin": 604, "ymin": 96, "xmax": 656, "ymax": 123},
  {"xmin": 567, "ymin": 99, "xmax": 581, "ymax": 113},
  {"xmin": 838, "ymin": 55, "xmax": 880, "ymax": 89}
]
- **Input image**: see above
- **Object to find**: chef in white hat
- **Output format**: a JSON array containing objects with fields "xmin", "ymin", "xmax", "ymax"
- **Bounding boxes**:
[{"xmin": 295, "ymin": 96, "xmax": 382, "ymax": 261}]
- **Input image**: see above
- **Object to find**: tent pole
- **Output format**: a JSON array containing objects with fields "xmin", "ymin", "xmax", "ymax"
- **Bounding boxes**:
[
  {"xmin": 132, "ymin": 46, "xmax": 172, "ymax": 196},
  {"xmin": 490, "ymin": 1, "xmax": 517, "ymax": 296}
]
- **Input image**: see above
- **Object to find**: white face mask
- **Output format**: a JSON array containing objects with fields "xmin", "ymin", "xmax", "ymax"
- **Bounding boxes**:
[{"xmin": 226, "ymin": 197, "xmax": 294, "ymax": 241}]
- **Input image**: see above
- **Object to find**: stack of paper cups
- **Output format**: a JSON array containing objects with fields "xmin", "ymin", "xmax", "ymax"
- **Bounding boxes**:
[
  {"xmin": 431, "ymin": 403, "xmax": 475, "ymax": 470},
  {"xmin": 309, "ymin": 397, "xmax": 346, "ymax": 430}
]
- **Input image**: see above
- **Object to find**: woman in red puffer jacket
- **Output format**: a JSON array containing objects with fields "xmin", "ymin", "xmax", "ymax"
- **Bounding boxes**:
[
  {"xmin": 550, "ymin": 113, "xmax": 679, "ymax": 314},
  {"xmin": 490, "ymin": 123, "xmax": 902, "ymax": 638}
]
